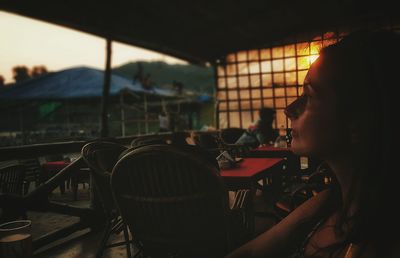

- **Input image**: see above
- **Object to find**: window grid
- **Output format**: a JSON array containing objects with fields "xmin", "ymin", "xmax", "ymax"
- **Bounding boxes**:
[
  {"xmin": 216, "ymin": 31, "xmax": 343, "ymax": 129},
  {"xmin": 216, "ymin": 22, "xmax": 400, "ymax": 129}
]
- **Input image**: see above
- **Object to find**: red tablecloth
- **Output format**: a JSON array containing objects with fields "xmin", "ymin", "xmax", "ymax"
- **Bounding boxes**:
[
  {"xmin": 251, "ymin": 146, "xmax": 292, "ymax": 152},
  {"xmin": 221, "ymin": 157, "xmax": 283, "ymax": 178},
  {"xmin": 42, "ymin": 161, "xmax": 70, "ymax": 172}
]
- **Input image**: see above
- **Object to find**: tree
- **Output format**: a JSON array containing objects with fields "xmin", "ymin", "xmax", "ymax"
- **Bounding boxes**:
[
  {"xmin": 12, "ymin": 66, "xmax": 30, "ymax": 83},
  {"xmin": 31, "ymin": 65, "xmax": 48, "ymax": 77},
  {"xmin": 0, "ymin": 75, "xmax": 4, "ymax": 87}
]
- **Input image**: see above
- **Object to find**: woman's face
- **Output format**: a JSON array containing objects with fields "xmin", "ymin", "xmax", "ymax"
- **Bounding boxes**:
[{"xmin": 285, "ymin": 57, "xmax": 346, "ymax": 158}]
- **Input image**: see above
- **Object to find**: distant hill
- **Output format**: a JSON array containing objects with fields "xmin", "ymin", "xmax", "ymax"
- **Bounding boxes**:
[{"xmin": 112, "ymin": 61, "xmax": 215, "ymax": 94}]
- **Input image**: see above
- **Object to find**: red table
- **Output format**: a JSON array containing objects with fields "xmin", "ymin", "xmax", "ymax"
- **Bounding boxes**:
[
  {"xmin": 221, "ymin": 157, "xmax": 285, "ymax": 234},
  {"xmin": 221, "ymin": 157, "xmax": 284, "ymax": 191},
  {"xmin": 221, "ymin": 157, "xmax": 283, "ymax": 178}
]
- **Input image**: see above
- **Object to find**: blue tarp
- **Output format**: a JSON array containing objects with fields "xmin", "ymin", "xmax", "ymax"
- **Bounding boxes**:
[{"xmin": 0, "ymin": 66, "xmax": 177, "ymax": 100}]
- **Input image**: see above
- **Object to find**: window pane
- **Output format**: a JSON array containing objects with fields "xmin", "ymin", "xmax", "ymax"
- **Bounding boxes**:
[
  {"xmin": 238, "ymin": 76, "xmax": 250, "ymax": 88},
  {"xmin": 285, "ymin": 72, "xmax": 297, "ymax": 85},
  {"xmin": 272, "ymin": 46, "xmax": 284, "ymax": 58},
  {"xmin": 253, "ymin": 100, "xmax": 262, "ymax": 109},
  {"xmin": 241, "ymin": 101, "xmax": 251, "ymax": 109},
  {"xmin": 264, "ymin": 99, "xmax": 274, "ymax": 107},
  {"xmin": 260, "ymin": 48, "xmax": 271, "ymax": 59},
  {"xmin": 238, "ymin": 62, "xmax": 249, "ymax": 75},
  {"xmin": 239, "ymin": 90, "xmax": 250, "ymax": 99},
  {"xmin": 286, "ymin": 87, "xmax": 298, "ymax": 97},
  {"xmin": 226, "ymin": 64, "xmax": 237, "ymax": 76},
  {"xmin": 249, "ymin": 62, "xmax": 260, "ymax": 74},
  {"xmin": 227, "ymin": 77, "xmax": 237, "ymax": 89},
  {"xmin": 219, "ymin": 101, "xmax": 228, "ymax": 111},
  {"xmin": 284, "ymin": 58, "xmax": 296, "ymax": 71},
  {"xmin": 296, "ymin": 42, "xmax": 310, "ymax": 56},
  {"xmin": 218, "ymin": 78, "xmax": 226, "ymax": 89},
  {"xmin": 248, "ymin": 50, "xmax": 259, "ymax": 61},
  {"xmin": 272, "ymin": 59, "xmax": 284, "ymax": 72},
  {"xmin": 217, "ymin": 91, "xmax": 227, "ymax": 100},
  {"xmin": 219, "ymin": 112, "xmax": 228, "ymax": 128},
  {"xmin": 250, "ymin": 75, "xmax": 261, "ymax": 87},
  {"xmin": 297, "ymin": 70, "xmax": 308, "ymax": 85},
  {"xmin": 237, "ymin": 51, "xmax": 247, "ymax": 62},
  {"xmin": 260, "ymin": 61, "xmax": 272, "ymax": 73},
  {"xmin": 297, "ymin": 56, "xmax": 310, "ymax": 70},
  {"xmin": 228, "ymin": 90, "xmax": 238, "ymax": 100},
  {"xmin": 284, "ymin": 44, "xmax": 296, "ymax": 57},
  {"xmin": 217, "ymin": 66, "xmax": 225, "ymax": 76},
  {"xmin": 274, "ymin": 88, "xmax": 285, "ymax": 97},
  {"xmin": 229, "ymin": 112, "xmax": 240, "ymax": 127},
  {"xmin": 310, "ymin": 41, "xmax": 322, "ymax": 55},
  {"xmin": 251, "ymin": 89, "xmax": 261, "ymax": 98},
  {"xmin": 262, "ymin": 88, "xmax": 273, "ymax": 98},
  {"xmin": 262, "ymin": 74, "xmax": 273, "ymax": 87},
  {"xmin": 226, "ymin": 53, "xmax": 236, "ymax": 63},
  {"xmin": 241, "ymin": 111, "xmax": 252, "ymax": 127},
  {"xmin": 275, "ymin": 98, "xmax": 287, "ymax": 108},
  {"xmin": 229, "ymin": 101, "xmax": 239, "ymax": 110},
  {"xmin": 273, "ymin": 73, "xmax": 284, "ymax": 86},
  {"xmin": 276, "ymin": 110, "xmax": 286, "ymax": 128}
]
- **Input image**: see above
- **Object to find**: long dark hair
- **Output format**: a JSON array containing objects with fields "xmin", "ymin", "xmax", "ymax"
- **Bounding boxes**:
[{"xmin": 315, "ymin": 30, "xmax": 399, "ymax": 256}]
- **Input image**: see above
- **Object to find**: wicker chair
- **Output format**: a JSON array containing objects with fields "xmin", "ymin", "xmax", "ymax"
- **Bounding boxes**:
[
  {"xmin": 18, "ymin": 158, "xmax": 43, "ymax": 194},
  {"xmin": 81, "ymin": 141, "xmax": 137, "ymax": 258},
  {"xmin": 274, "ymin": 162, "xmax": 332, "ymax": 219},
  {"xmin": 0, "ymin": 164, "xmax": 27, "ymax": 222},
  {"xmin": 130, "ymin": 135, "xmax": 167, "ymax": 148},
  {"xmin": 111, "ymin": 144, "xmax": 249, "ymax": 258},
  {"xmin": 0, "ymin": 164, "xmax": 26, "ymax": 196}
]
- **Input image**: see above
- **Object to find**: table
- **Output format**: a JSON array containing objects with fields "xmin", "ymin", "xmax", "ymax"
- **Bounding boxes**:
[
  {"xmin": 221, "ymin": 157, "xmax": 285, "ymax": 234},
  {"xmin": 41, "ymin": 161, "xmax": 70, "ymax": 194},
  {"xmin": 221, "ymin": 157, "xmax": 284, "ymax": 192}
]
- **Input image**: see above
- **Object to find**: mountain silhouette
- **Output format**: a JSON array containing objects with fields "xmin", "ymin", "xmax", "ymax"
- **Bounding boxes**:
[{"xmin": 113, "ymin": 61, "xmax": 215, "ymax": 94}]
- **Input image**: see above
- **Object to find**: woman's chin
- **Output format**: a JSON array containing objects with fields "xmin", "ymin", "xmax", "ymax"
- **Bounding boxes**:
[{"xmin": 290, "ymin": 141, "xmax": 309, "ymax": 156}]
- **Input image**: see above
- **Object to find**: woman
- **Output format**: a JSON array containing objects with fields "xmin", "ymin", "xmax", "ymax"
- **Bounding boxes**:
[{"xmin": 226, "ymin": 30, "xmax": 399, "ymax": 257}]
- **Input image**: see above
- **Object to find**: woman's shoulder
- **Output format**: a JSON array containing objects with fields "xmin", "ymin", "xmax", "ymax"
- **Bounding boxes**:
[
  {"xmin": 292, "ymin": 189, "xmax": 334, "ymax": 218},
  {"xmin": 276, "ymin": 189, "xmax": 336, "ymax": 234}
]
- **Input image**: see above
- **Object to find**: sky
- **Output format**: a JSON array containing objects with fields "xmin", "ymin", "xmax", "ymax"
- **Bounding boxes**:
[{"xmin": 0, "ymin": 11, "xmax": 186, "ymax": 84}]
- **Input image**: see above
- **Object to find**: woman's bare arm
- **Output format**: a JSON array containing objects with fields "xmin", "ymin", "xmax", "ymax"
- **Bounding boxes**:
[{"xmin": 225, "ymin": 189, "xmax": 332, "ymax": 258}]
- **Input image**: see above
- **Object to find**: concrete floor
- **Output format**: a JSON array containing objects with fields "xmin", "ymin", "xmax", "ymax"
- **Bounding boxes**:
[{"xmin": 29, "ymin": 186, "xmax": 276, "ymax": 258}]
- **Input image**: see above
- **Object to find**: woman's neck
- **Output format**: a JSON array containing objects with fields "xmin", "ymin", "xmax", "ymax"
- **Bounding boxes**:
[{"xmin": 325, "ymin": 155, "xmax": 358, "ymax": 215}]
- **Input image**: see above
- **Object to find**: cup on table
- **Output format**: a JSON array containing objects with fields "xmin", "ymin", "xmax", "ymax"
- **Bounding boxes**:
[{"xmin": 0, "ymin": 220, "xmax": 32, "ymax": 258}]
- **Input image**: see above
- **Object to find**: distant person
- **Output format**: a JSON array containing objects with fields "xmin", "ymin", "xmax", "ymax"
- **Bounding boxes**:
[
  {"xmin": 158, "ymin": 111, "xmax": 170, "ymax": 132},
  {"xmin": 235, "ymin": 107, "xmax": 278, "ymax": 148}
]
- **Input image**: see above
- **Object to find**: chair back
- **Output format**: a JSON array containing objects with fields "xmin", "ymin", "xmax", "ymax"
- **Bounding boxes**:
[
  {"xmin": 220, "ymin": 127, "xmax": 245, "ymax": 144},
  {"xmin": 81, "ymin": 141, "xmax": 128, "ymax": 212},
  {"xmin": 19, "ymin": 158, "xmax": 43, "ymax": 185},
  {"xmin": 130, "ymin": 135, "xmax": 167, "ymax": 148},
  {"xmin": 0, "ymin": 164, "xmax": 25, "ymax": 195},
  {"xmin": 111, "ymin": 144, "xmax": 231, "ymax": 256}
]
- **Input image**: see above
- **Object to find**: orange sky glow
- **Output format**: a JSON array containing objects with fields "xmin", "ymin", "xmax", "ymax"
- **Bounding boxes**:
[{"xmin": 0, "ymin": 11, "xmax": 186, "ymax": 84}]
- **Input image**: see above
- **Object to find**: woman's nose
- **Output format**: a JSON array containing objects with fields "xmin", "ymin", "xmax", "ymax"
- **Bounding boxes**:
[{"xmin": 285, "ymin": 96, "xmax": 305, "ymax": 120}]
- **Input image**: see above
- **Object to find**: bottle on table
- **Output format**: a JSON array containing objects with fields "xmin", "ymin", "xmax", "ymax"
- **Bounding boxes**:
[{"xmin": 274, "ymin": 126, "xmax": 288, "ymax": 148}]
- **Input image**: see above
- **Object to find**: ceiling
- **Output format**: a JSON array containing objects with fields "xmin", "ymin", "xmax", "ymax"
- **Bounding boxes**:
[{"xmin": 1, "ymin": 0, "xmax": 398, "ymax": 65}]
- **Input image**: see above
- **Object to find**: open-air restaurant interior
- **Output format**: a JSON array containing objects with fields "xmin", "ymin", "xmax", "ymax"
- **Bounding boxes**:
[{"xmin": 0, "ymin": 1, "xmax": 398, "ymax": 257}]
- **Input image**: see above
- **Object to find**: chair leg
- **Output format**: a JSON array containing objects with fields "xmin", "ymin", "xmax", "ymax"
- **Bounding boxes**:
[
  {"xmin": 122, "ymin": 225, "xmax": 132, "ymax": 258},
  {"xmin": 96, "ymin": 221, "xmax": 112, "ymax": 258}
]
